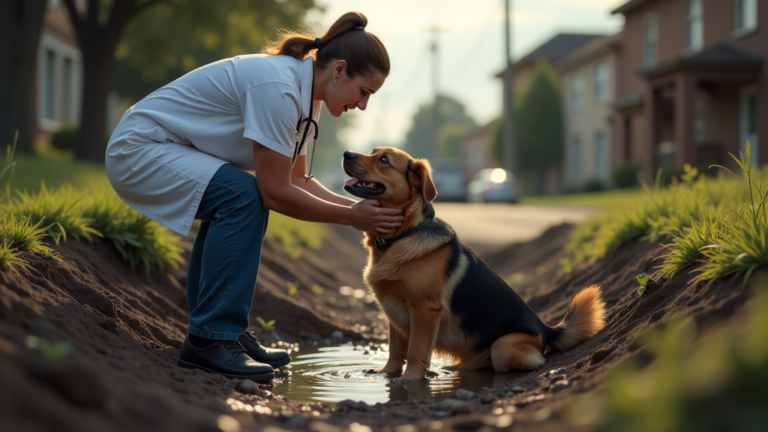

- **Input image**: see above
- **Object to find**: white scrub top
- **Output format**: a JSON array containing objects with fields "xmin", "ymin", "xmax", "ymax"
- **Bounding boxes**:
[{"xmin": 105, "ymin": 54, "xmax": 320, "ymax": 237}]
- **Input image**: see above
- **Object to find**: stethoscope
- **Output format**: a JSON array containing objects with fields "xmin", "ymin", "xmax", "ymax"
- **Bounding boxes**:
[{"xmin": 291, "ymin": 76, "xmax": 318, "ymax": 182}]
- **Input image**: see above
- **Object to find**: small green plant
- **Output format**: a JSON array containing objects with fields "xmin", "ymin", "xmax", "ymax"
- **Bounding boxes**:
[
  {"xmin": 25, "ymin": 335, "xmax": 73, "ymax": 361},
  {"xmin": 559, "ymin": 257, "xmax": 573, "ymax": 275},
  {"xmin": 255, "ymin": 317, "xmax": 275, "ymax": 332},
  {"xmin": 51, "ymin": 123, "xmax": 79, "ymax": 151},
  {"xmin": 635, "ymin": 273, "xmax": 652, "ymax": 294},
  {"xmin": 287, "ymin": 282, "xmax": 297, "ymax": 296},
  {"xmin": 310, "ymin": 283, "xmax": 324, "ymax": 295}
]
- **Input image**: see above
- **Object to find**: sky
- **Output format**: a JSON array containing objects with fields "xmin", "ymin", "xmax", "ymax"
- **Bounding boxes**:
[{"xmin": 304, "ymin": 0, "xmax": 625, "ymax": 151}]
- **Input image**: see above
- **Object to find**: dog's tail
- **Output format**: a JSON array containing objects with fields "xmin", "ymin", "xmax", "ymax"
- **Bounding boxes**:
[{"xmin": 544, "ymin": 285, "xmax": 606, "ymax": 352}]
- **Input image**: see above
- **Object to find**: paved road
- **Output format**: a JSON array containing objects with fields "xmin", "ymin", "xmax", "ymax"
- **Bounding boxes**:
[{"xmin": 431, "ymin": 203, "xmax": 593, "ymax": 254}]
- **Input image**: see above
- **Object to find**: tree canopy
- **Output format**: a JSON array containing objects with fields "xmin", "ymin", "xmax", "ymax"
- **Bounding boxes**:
[{"xmin": 402, "ymin": 94, "xmax": 476, "ymax": 159}]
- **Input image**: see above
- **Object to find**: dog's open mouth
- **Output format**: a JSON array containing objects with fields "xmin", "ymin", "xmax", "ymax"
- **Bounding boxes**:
[{"xmin": 344, "ymin": 177, "xmax": 385, "ymax": 196}]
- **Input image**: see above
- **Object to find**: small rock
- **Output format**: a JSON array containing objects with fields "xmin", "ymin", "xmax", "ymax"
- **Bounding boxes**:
[
  {"xmin": 550, "ymin": 380, "xmax": 570, "ymax": 392},
  {"xmin": 286, "ymin": 414, "xmax": 307, "ymax": 426},
  {"xmin": 546, "ymin": 368, "xmax": 567, "ymax": 377},
  {"xmin": 550, "ymin": 374, "xmax": 567, "ymax": 383},
  {"xmin": 504, "ymin": 391, "xmax": 516, "ymax": 398},
  {"xmin": 235, "ymin": 379, "xmax": 260, "ymax": 395},
  {"xmin": 434, "ymin": 411, "xmax": 451, "ymax": 419},
  {"xmin": 363, "ymin": 350, "xmax": 370, "ymax": 355},
  {"xmin": 509, "ymin": 386, "xmax": 525, "ymax": 393},
  {"xmin": 336, "ymin": 399, "xmax": 356, "ymax": 412},
  {"xmin": 435, "ymin": 398, "xmax": 463, "ymax": 411},
  {"xmin": 449, "ymin": 402, "xmax": 474, "ymax": 416},
  {"xmin": 355, "ymin": 401, "xmax": 370, "ymax": 412},
  {"xmin": 453, "ymin": 389, "xmax": 475, "ymax": 401},
  {"xmin": 452, "ymin": 418, "xmax": 483, "ymax": 431},
  {"xmin": 330, "ymin": 330, "xmax": 344, "ymax": 340},
  {"xmin": 480, "ymin": 394, "xmax": 496, "ymax": 404},
  {"xmin": 257, "ymin": 389, "xmax": 273, "ymax": 398},
  {"xmin": 408, "ymin": 398, "xmax": 420, "ymax": 406}
]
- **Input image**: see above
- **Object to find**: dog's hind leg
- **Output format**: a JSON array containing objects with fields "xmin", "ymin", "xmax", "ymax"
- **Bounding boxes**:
[{"xmin": 490, "ymin": 333, "xmax": 546, "ymax": 373}]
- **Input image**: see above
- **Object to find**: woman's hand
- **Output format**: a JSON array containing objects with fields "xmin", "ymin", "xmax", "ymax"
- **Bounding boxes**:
[{"xmin": 350, "ymin": 199, "xmax": 404, "ymax": 234}]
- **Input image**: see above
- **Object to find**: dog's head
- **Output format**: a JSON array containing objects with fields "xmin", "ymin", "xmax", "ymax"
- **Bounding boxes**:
[{"xmin": 342, "ymin": 147, "xmax": 437, "ymax": 208}]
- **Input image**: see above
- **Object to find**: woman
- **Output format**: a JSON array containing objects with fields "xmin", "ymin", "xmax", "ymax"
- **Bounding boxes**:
[{"xmin": 105, "ymin": 12, "xmax": 402, "ymax": 382}]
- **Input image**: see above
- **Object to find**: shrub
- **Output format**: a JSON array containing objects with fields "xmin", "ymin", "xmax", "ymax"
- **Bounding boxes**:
[
  {"xmin": 580, "ymin": 177, "xmax": 604, "ymax": 193},
  {"xmin": 612, "ymin": 162, "xmax": 642, "ymax": 189},
  {"xmin": 51, "ymin": 124, "xmax": 79, "ymax": 151}
]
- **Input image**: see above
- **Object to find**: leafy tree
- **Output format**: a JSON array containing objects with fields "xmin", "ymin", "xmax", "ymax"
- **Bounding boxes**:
[
  {"xmin": 402, "ymin": 94, "xmax": 476, "ymax": 159},
  {"xmin": 437, "ymin": 123, "xmax": 469, "ymax": 159},
  {"xmin": 63, "ymin": 0, "xmax": 314, "ymax": 162},
  {"xmin": 492, "ymin": 60, "xmax": 562, "ymax": 194},
  {"xmin": 0, "ymin": 0, "xmax": 48, "ymax": 155}
]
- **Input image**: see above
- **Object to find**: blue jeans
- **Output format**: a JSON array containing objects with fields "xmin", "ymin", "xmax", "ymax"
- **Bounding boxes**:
[{"xmin": 186, "ymin": 163, "xmax": 270, "ymax": 340}]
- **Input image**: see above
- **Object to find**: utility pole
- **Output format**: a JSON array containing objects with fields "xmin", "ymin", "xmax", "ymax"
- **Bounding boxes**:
[
  {"xmin": 426, "ymin": 23, "xmax": 445, "ymax": 158},
  {"xmin": 503, "ymin": 0, "xmax": 516, "ymax": 172}
]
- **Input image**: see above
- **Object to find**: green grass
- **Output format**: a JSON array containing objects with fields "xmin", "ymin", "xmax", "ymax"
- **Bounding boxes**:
[
  {"xmin": 1, "ymin": 143, "xmax": 326, "ymax": 273},
  {"xmin": 521, "ymin": 189, "xmax": 642, "ymax": 211},
  {"xmin": 571, "ymin": 142, "xmax": 768, "ymax": 285}
]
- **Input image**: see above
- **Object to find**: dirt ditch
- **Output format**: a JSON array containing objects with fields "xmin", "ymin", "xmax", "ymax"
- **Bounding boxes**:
[{"xmin": 0, "ymin": 220, "xmax": 755, "ymax": 431}]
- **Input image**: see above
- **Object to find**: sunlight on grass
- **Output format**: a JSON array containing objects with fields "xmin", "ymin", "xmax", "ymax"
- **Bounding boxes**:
[{"xmin": 521, "ymin": 189, "xmax": 642, "ymax": 211}]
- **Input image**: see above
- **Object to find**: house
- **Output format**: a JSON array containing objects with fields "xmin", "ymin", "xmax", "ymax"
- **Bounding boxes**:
[
  {"xmin": 460, "ymin": 122, "xmax": 497, "ymax": 182},
  {"xmin": 557, "ymin": 34, "xmax": 621, "ymax": 187},
  {"xmin": 34, "ymin": 0, "xmax": 83, "ymax": 144},
  {"xmin": 612, "ymin": 0, "xmax": 765, "ymax": 181}
]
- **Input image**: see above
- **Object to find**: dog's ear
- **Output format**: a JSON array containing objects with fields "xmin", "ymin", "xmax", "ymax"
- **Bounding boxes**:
[{"xmin": 410, "ymin": 159, "xmax": 437, "ymax": 202}]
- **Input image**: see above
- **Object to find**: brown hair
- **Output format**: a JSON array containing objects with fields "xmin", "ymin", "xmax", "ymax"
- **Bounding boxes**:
[{"xmin": 262, "ymin": 12, "xmax": 390, "ymax": 79}]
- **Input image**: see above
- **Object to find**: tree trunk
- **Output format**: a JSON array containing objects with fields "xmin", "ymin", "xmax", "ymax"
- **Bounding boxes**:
[
  {"xmin": 0, "ymin": 0, "xmax": 47, "ymax": 154},
  {"xmin": 76, "ymin": 43, "xmax": 115, "ymax": 162}
]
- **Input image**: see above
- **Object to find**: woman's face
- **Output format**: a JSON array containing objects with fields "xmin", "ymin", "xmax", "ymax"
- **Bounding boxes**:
[{"xmin": 325, "ymin": 64, "xmax": 386, "ymax": 117}]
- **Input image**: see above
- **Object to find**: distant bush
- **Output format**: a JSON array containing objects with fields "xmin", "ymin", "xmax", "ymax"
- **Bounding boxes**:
[
  {"xmin": 612, "ymin": 162, "xmax": 641, "ymax": 189},
  {"xmin": 580, "ymin": 177, "xmax": 604, "ymax": 193},
  {"xmin": 51, "ymin": 124, "xmax": 79, "ymax": 151}
]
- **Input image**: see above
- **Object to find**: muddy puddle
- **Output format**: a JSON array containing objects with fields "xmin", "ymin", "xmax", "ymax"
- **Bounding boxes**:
[{"xmin": 271, "ymin": 342, "xmax": 526, "ymax": 405}]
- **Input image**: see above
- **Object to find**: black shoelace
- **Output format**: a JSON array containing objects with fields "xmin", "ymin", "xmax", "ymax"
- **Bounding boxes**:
[
  {"xmin": 243, "ymin": 330, "xmax": 262, "ymax": 347},
  {"xmin": 224, "ymin": 341, "xmax": 247, "ymax": 358}
]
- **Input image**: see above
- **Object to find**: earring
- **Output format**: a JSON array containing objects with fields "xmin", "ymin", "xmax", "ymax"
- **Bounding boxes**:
[{"xmin": 332, "ymin": 79, "xmax": 337, "ymax": 84}]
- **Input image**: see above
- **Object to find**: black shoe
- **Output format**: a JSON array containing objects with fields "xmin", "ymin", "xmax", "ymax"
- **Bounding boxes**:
[
  {"xmin": 177, "ymin": 336, "xmax": 274, "ymax": 382},
  {"xmin": 238, "ymin": 330, "xmax": 291, "ymax": 368}
]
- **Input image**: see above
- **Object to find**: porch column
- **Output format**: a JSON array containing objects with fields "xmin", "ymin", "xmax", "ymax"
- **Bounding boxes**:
[
  {"xmin": 641, "ymin": 86, "xmax": 657, "ymax": 182},
  {"xmin": 675, "ymin": 72, "xmax": 696, "ymax": 167}
]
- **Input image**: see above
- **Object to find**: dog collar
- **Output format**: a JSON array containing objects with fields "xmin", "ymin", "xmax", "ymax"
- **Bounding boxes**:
[{"xmin": 374, "ymin": 203, "xmax": 435, "ymax": 255}]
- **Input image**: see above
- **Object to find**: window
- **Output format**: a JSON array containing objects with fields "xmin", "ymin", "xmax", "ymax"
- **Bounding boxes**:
[
  {"xmin": 643, "ymin": 14, "xmax": 659, "ymax": 67},
  {"xmin": 594, "ymin": 63, "xmax": 608, "ymax": 102},
  {"xmin": 594, "ymin": 132, "xmax": 605, "ymax": 177},
  {"xmin": 687, "ymin": 0, "xmax": 704, "ymax": 52},
  {"xmin": 44, "ymin": 50, "xmax": 56, "ymax": 120},
  {"xmin": 734, "ymin": 0, "xmax": 758, "ymax": 34},
  {"xmin": 571, "ymin": 73, "xmax": 584, "ymax": 109},
  {"xmin": 571, "ymin": 136, "xmax": 582, "ymax": 182}
]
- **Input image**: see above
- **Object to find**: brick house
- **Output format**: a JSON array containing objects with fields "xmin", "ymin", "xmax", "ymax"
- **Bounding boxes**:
[
  {"xmin": 612, "ymin": 0, "xmax": 765, "ymax": 181},
  {"xmin": 557, "ymin": 34, "xmax": 621, "ymax": 187}
]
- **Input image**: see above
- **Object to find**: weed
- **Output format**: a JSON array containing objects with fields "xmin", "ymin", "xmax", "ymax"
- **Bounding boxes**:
[
  {"xmin": 311, "ymin": 284, "xmax": 324, "ymax": 295},
  {"xmin": 25, "ymin": 335, "xmax": 73, "ymax": 361},
  {"xmin": 287, "ymin": 282, "xmax": 297, "ymax": 296},
  {"xmin": 255, "ymin": 317, "xmax": 275, "ymax": 332}
]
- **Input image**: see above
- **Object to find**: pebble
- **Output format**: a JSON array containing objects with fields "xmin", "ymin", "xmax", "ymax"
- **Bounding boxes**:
[
  {"xmin": 330, "ymin": 330, "xmax": 344, "ymax": 340},
  {"xmin": 550, "ymin": 380, "xmax": 570, "ymax": 392},
  {"xmin": 435, "ymin": 398, "xmax": 463, "ymax": 411},
  {"xmin": 550, "ymin": 374, "xmax": 567, "ymax": 383},
  {"xmin": 434, "ymin": 411, "xmax": 451, "ymax": 419},
  {"xmin": 235, "ymin": 379, "xmax": 260, "ymax": 395},
  {"xmin": 344, "ymin": 372, "xmax": 351, "ymax": 378},
  {"xmin": 363, "ymin": 350, "xmax": 370, "ymax": 355},
  {"xmin": 480, "ymin": 394, "xmax": 496, "ymax": 404},
  {"xmin": 449, "ymin": 402, "xmax": 474, "ymax": 416},
  {"xmin": 504, "ymin": 391, "xmax": 517, "ymax": 398},
  {"xmin": 336, "ymin": 399, "xmax": 356, "ymax": 412},
  {"xmin": 452, "ymin": 418, "xmax": 484, "ymax": 431},
  {"xmin": 547, "ymin": 368, "xmax": 567, "ymax": 377},
  {"xmin": 257, "ymin": 389, "xmax": 274, "ymax": 399},
  {"xmin": 453, "ymin": 389, "xmax": 475, "ymax": 401},
  {"xmin": 509, "ymin": 386, "xmax": 525, "ymax": 393},
  {"xmin": 286, "ymin": 414, "xmax": 307, "ymax": 426}
]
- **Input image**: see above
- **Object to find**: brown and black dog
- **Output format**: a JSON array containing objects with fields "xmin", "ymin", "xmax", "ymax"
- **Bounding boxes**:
[{"xmin": 342, "ymin": 147, "xmax": 606, "ymax": 380}]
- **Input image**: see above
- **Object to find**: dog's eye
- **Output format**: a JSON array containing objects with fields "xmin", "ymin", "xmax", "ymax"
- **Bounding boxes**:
[{"xmin": 380, "ymin": 156, "xmax": 389, "ymax": 164}]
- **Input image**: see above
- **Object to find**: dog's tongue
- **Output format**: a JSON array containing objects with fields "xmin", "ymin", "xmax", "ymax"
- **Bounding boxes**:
[{"xmin": 345, "ymin": 178, "xmax": 359, "ymax": 187}]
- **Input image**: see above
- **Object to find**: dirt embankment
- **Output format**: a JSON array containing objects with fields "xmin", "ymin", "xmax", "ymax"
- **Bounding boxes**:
[{"xmin": 0, "ymin": 221, "xmax": 755, "ymax": 431}]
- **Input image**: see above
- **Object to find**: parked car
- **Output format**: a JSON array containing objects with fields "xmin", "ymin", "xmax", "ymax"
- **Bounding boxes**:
[
  {"xmin": 468, "ymin": 168, "xmax": 521, "ymax": 203},
  {"xmin": 430, "ymin": 159, "xmax": 467, "ymax": 202}
]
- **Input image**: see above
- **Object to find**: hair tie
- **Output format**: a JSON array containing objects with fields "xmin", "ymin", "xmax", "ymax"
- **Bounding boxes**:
[
  {"xmin": 355, "ymin": 26, "xmax": 365, "ymax": 30},
  {"xmin": 315, "ymin": 38, "xmax": 321, "ymax": 48}
]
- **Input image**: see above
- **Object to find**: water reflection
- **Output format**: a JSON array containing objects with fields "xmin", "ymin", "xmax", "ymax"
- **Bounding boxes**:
[{"xmin": 271, "ymin": 343, "xmax": 526, "ymax": 405}]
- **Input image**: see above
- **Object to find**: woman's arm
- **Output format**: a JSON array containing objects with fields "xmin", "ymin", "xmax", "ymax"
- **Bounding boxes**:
[
  {"xmin": 290, "ymin": 154, "xmax": 357, "ymax": 206},
  {"xmin": 252, "ymin": 142, "xmax": 403, "ymax": 233}
]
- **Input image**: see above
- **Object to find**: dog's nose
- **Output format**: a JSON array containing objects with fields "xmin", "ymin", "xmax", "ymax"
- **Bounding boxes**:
[{"xmin": 343, "ymin": 151, "xmax": 356, "ymax": 161}]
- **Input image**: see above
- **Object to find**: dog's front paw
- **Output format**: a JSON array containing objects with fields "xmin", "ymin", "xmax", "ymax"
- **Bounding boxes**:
[
  {"xmin": 400, "ymin": 368, "xmax": 427, "ymax": 380},
  {"xmin": 374, "ymin": 365, "xmax": 403, "ymax": 374}
]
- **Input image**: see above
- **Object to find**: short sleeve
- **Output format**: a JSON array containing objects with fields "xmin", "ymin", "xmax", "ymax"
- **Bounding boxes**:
[{"xmin": 240, "ymin": 83, "xmax": 300, "ymax": 158}]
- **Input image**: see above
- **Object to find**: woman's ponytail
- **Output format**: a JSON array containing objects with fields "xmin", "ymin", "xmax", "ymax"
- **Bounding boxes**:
[{"xmin": 262, "ymin": 12, "xmax": 389, "ymax": 78}]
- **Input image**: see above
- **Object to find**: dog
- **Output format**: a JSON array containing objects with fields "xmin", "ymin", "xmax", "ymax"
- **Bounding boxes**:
[{"xmin": 342, "ymin": 147, "xmax": 606, "ymax": 380}]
